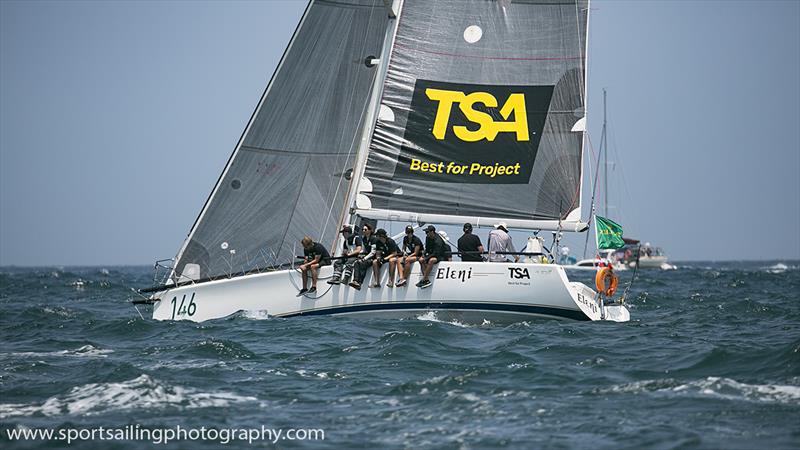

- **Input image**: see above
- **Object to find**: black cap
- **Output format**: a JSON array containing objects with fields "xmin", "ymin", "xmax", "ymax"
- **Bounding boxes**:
[
  {"xmin": 405, "ymin": 225, "xmax": 414, "ymax": 234},
  {"xmin": 463, "ymin": 222, "xmax": 473, "ymax": 231},
  {"xmin": 423, "ymin": 225, "xmax": 436, "ymax": 233},
  {"xmin": 375, "ymin": 228, "xmax": 387, "ymax": 237}
]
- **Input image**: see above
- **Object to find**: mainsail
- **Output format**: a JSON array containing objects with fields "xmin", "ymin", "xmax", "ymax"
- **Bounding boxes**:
[
  {"xmin": 354, "ymin": 0, "xmax": 589, "ymax": 231},
  {"xmin": 172, "ymin": 0, "xmax": 390, "ymax": 281}
]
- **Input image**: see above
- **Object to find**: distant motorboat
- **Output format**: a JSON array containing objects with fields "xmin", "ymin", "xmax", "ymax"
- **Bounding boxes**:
[{"xmin": 599, "ymin": 242, "xmax": 676, "ymax": 270}]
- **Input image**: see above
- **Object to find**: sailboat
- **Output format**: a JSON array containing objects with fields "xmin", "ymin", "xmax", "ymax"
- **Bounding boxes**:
[{"xmin": 135, "ymin": 0, "xmax": 629, "ymax": 323}]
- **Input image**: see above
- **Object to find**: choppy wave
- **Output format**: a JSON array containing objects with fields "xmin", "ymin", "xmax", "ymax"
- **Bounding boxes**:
[{"xmin": 0, "ymin": 375, "xmax": 259, "ymax": 419}]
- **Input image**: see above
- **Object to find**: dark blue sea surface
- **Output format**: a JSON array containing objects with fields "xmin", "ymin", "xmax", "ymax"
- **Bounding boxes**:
[{"xmin": 1, "ymin": 262, "xmax": 798, "ymax": 449}]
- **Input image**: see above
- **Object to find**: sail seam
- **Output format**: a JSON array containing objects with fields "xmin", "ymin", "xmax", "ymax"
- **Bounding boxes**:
[
  {"xmin": 239, "ymin": 145, "xmax": 344, "ymax": 157},
  {"xmin": 393, "ymin": 43, "xmax": 582, "ymax": 61}
]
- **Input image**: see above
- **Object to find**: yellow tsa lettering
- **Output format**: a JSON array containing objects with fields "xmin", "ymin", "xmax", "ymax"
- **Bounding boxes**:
[{"xmin": 425, "ymin": 88, "xmax": 529, "ymax": 142}]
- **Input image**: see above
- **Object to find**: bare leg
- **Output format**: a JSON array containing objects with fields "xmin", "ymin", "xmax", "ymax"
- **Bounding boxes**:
[
  {"xmin": 404, "ymin": 257, "xmax": 415, "ymax": 280},
  {"xmin": 300, "ymin": 264, "xmax": 309, "ymax": 289},
  {"xmin": 372, "ymin": 260, "xmax": 380, "ymax": 283},
  {"xmin": 388, "ymin": 258, "xmax": 396, "ymax": 284},
  {"xmin": 418, "ymin": 258, "xmax": 427, "ymax": 280},
  {"xmin": 310, "ymin": 263, "xmax": 319, "ymax": 288},
  {"xmin": 422, "ymin": 257, "xmax": 438, "ymax": 281}
]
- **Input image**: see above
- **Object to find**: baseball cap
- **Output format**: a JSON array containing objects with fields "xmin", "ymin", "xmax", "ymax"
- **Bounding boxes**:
[
  {"xmin": 463, "ymin": 222, "xmax": 473, "ymax": 231},
  {"xmin": 423, "ymin": 225, "xmax": 436, "ymax": 233}
]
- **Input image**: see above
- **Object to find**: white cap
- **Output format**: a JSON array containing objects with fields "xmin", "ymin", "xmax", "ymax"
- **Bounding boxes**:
[{"xmin": 493, "ymin": 221, "xmax": 508, "ymax": 229}]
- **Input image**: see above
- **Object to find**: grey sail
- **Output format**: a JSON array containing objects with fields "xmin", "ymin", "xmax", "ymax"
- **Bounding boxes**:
[
  {"xmin": 356, "ymin": 0, "xmax": 589, "ymax": 230},
  {"xmin": 173, "ymin": 0, "xmax": 390, "ymax": 281}
]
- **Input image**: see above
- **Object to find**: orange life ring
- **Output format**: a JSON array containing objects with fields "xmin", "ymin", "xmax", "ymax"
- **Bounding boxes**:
[{"xmin": 595, "ymin": 267, "xmax": 619, "ymax": 297}]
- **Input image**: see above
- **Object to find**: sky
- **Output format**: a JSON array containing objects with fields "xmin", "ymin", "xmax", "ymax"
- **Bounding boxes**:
[{"xmin": 0, "ymin": 0, "xmax": 798, "ymax": 266}]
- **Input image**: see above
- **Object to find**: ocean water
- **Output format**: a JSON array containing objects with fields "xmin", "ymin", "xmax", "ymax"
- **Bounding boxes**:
[{"xmin": 1, "ymin": 262, "xmax": 798, "ymax": 449}]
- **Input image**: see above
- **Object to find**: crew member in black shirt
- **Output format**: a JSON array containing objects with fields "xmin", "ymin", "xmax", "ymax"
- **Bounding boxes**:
[
  {"xmin": 350, "ymin": 223, "xmax": 377, "ymax": 290},
  {"xmin": 328, "ymin": 225, "xmax": 362, "ymax": 285},
  {"xmin": 395, "ymin": 225, "xmax": 423, "ymax": 287},
  {"xmin": 417, "ymin": 225, "xmax": 446, "ymax": 289},
  {"xmin": 370, "ymin": 228, "xmax": 401, "ymax": 288},
  {"xmin": 298, "ymin": 236, "xmax": 331, "ymax": 296},
  {"xmin": 457, "ymin": 222, "xmax": 485, "ymax": 262}
]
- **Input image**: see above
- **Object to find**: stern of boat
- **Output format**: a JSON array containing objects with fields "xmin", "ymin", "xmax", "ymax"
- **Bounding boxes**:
[{"xmin": 567, "ymin": 278, "xmax": 630, "ymax": 322}]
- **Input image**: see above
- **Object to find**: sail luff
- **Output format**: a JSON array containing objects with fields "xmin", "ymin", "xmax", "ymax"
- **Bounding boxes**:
[
  {"xmin": 573, "ymin": 0, "xmax": 591, "ymax": 224},
  {"xmin": 169, "ymin": 0, "xmax": 314, "ymax": 282},
  {"xmin": 342, "ymin": 0, "xmax": 405, "ymax": 230}
]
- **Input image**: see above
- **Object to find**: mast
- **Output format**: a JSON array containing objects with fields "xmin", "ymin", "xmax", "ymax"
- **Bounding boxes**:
[
  {"xmin": 342, "ymin": 0, "xmax": 404, "ymax": 229},
  {"xmin": 602, "ymin": 88, "xmax": 608, "ymax": 217},
  {"xmin": 583, "ymin": 88, "xmax": 607, "ymax": 259}
]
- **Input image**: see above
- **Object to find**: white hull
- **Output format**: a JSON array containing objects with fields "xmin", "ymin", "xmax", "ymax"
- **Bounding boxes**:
[{"xmin": 148, "ymin": 262, "xmax": 629, "ymax": 323}]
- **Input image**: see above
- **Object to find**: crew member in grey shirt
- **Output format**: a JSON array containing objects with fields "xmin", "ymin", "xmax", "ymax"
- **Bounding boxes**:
[{"xmin": 487, "ymin": 222, "xmax": 519, "ymax": 263}]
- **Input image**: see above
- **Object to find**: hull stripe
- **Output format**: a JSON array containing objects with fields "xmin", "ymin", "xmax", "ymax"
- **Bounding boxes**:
[{"xmin": 277, "ymin": 301, "xmax": 590, "ymax": 321}]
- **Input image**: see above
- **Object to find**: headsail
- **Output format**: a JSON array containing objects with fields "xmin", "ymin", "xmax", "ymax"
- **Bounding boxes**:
[
  {"xmin": 355, "ymin": 0, "xmax": 589, "ymax": 231},
  {"xmin": 172, "ymin": 0, "xmax": 390, "ymax": 281}
]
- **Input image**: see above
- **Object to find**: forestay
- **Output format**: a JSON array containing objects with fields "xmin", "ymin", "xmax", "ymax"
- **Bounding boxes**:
[
  {"xmin": 355, "ymin": 0, "xmax": 589, "ymax": 231},
  {"xmin": 172, "ymin": 0, "xmax": 390, "ymax": 281}
]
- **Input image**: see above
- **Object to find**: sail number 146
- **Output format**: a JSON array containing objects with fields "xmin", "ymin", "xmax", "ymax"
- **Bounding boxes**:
[{"xmin": 170, "ymin": 293, "xmax": 197, "ymax": 319}]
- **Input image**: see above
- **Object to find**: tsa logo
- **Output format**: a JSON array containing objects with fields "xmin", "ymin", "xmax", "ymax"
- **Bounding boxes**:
[
  {"xmin": 508, "ymin": 267, "xmax": 530, "ymax": 279},
  {"xmin": 425, "ymin": 88, "xmax": 529, "ymax": 142}
]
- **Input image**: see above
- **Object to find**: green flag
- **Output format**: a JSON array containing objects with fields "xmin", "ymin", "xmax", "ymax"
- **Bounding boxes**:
[{"xmin": 595, "ymin": 216, "xmax": 625, "ymax": 250}]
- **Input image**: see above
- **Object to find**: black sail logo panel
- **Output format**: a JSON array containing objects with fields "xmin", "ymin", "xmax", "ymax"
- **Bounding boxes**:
[{"xmin": 398, "ymin": 80, "xmax": 554, "ymax": 185}]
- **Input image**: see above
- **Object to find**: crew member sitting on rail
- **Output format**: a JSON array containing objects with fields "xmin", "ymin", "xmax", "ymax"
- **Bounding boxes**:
[
  {"xmin": 328, "ymin": 225, "xmax": 362, "ymax": 285},
  {"xmin": 349, "ymin": 223, "xmax": 377, "ymax": 290},
  {"xmin": 297, "ymin": 236, "xmax": 331, "ymax": 296},
  {"xmin": 487, "ymin": 222, "xmax": 519, "ymax": 263},
  {"xmin": 371, "ymin": 228, "xmax": 401, "ymax": 288},
  {"xmin": 417, "ymin": 225, "xmax": 447, "ymax": 289},
  {"xmin": 438, "ymin": 231, "xmax": 454, "ymax": 261},
  {"xmin": 458, "ymin": 222, "xmax": 485, "ymax": 262},
  {"xmin": 395, "ymin": 225, "xmax": 423, "ymax": 287}
]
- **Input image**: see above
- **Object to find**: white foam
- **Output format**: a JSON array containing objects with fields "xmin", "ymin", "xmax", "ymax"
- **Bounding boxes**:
[
  {"xmin": 240, "ymin": 310, "xmax": 270, "ymax": 320},
  {"xmin": 601, "ymin": 377, "xmax": 800, "ymax": 404},
  {"xmin": 765, "ymin": 263, "xmax": 796, "ymax": 273},
  {"xmin": 295, "ymin": 369, "xmax": 344, "ymax": 379},
  {"xmin": 9, "ymin": 345, "xmax": 113, "ymax": 359},
  {"xmin": 0, "ymin": 374, "xmax": 258, "ymax": 419},
  {"xmin": 415, "ymin": 311, "xmax": 471, "ymax": 328}
]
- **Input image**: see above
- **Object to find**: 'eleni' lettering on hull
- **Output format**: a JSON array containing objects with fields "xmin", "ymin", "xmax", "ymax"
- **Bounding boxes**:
[{"xmin": 436, "ymin": 267, "xmax": 473, "ymax": 283}]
